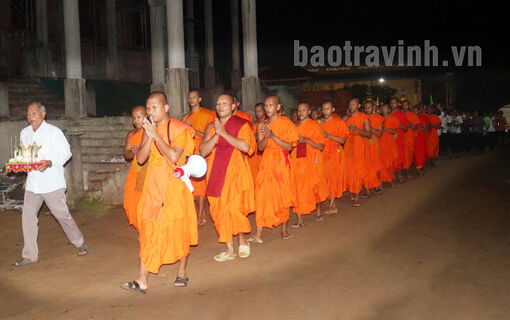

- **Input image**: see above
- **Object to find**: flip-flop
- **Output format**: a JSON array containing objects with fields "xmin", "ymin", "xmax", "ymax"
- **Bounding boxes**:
[
  {"xmin": 239, "ymin": 244, "xmax": 250, "ymax": 258},
  {"xmin": 324, "ymin": 208, "xmax": 337, "ymax": 216},
  {"xmin": 290, "ymin": 223, "xmax": 305, "ymax": 229},
  {"xmin": 281, "ymin": 234, "xmax": 293, "ymax": 240},
  {"xmin": 213, "ymin": 252, "xmax": 236, "ymax": 262},
  {"xmin": 13, "ymin": 258, "xmax": 39, "ymax": 267},
  {"xmin": 247, "ymin": 237, "xmax": 263, "ymax": 244},
  {"xmin": 174, "ymin": 277, "xmax": 189, "ymax": 287},
  {"xmin": 77, "ymin": 244, "xmax": 88, "ymax": 256},
  {"xmin": 315, "ymin": 216, "xmax": 325, "ymax": 222},
  {"xmin": 120, "ymin": 281, "xmax": 146, "ymax": 295}
]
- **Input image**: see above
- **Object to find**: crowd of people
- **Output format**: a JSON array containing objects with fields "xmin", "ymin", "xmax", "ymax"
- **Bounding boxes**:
[
  {"xmin": 11, "ymin": 91, "xmax": 506, "ymax": 296},
  {"xmin": 119, "ymin": 91, "xmax": 473, "ymax": 294}
]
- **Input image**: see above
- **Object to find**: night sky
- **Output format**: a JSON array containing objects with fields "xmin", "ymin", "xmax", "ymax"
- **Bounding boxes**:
[{"xmin": 209, "ymin": 1, "xmax": 510, "ymax": 109}]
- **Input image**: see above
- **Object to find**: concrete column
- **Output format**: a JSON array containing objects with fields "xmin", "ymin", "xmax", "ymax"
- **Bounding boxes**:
[
  {"xmin": 106, "ymin": 0, "xmax": 119, "ymax": 80},
  {"xmin": 63, "ymin": 0, "xmax": 86, "ymax": 118},
  {"xmin": 185, "ymin": 0, "xmax": 200, "ymax": 89},
  {"xmin": 35, "ymin": 0, "xmax": 48, "ymax": 46},
  {"xmin": 166, "ymin": 0, "xmax": 189, "ymax": 119},
  {"xmin": 86, "ymin": 83, "xmax": 97, "ymax": 117},
  {"xmin": 0, "ymin": 83, "xmax": 8, "ymax": 119},
  {"xmin": 148, "ymin": 0, "xmax": 166, "ymax": 92},
  {"xmin": 204, "ymin": 0, "xmax": 215, "ymax": 89},
  {"xmin": 231, "ymin": 0, "xmax": 241, "ymax": 92},
  {"xmin": 66, "ymin": 132, "xmax": 84, "ymax": 199},
  {"xmin": 241, "ymin": 0, "xmax": 261, "ymax": 109}
]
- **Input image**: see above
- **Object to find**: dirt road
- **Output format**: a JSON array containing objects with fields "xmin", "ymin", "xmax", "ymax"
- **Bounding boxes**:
[{"xmin": 1, "ymin": 151, "xmax": 509, "ymax": 320}]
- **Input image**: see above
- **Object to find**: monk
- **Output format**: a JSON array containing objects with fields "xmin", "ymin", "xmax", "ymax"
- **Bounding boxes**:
[
  {"xmin": 379, "ymin": 104, "xmax": 399, "ymax": 183},
  {"xmin": 121, "ymin": 92, "xmax": 197, "ymax": 294},
  {"xmin": 402, "ymin": 99, "xmax": 420, "ymax": 175},
  {"xmin": 182, "ymin": 90, "xmax": 217, "ymax": 226},
  {"xmin": 390, "ymin": 97, "xmax": 409, "ymax": 183},
  {"xmin": 413, "ymin": 104, "xmax": 429, "ymax": 176},
  {"xmin": 363, "ymin": 101, "xmax": 384, "ymax": 197},
  {"xmin": 320, "ymin": 101, "xmax": 349, "ymax": 214},
  {"xmin": 290, "ymin": 108, "xmax": 298, "ymax": 124},
  {"xmin": 344, "ymin": 98, "xmax": 372, "ymax": 207},
  {"xmin": 248, "ymin": 95, "xmax": 299, "ymax": 243},
  {"xmin": 426, "ymin": 105, "xmax": 441, "ymax": 167},
  {"xmin": 200, "ymin": 94, "xmax": 255, "ymax": 261},
  {"xmin": 123, "ymin": 106, "xmax": 147, "ymax": 230},
  {"xmin": 233, "ymin": 95, "xmax": 254, "ymax": 122},
  {"xmin": 248, "ymin": 103, "xmax": 266, "ymax": 180},
  {"xmin": 291, "ymin": 102, "xmax": 328, "ymax": 228}
]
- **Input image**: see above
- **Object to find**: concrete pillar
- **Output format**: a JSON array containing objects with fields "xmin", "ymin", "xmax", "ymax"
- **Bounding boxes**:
[
  {"xmin": 148, "ymin": 0, "xmax": 166, "ymax": 92},
  {"xmin": 231, "ymin": 0, "xmax": 241, "ymax": 92},
  {"xmin": 106, "ymin": 0, "xmax": 119, "ymax": 80},
  {"xmin": 0, "ymin": 82, "xmax": 8, "ymax": 119},
  {"xmin": 241, "ymin": 0, "xmax": 261, "ymax": 109},
  {"xmin": 204, "ymin": 0, "xmax": 215, "ymax": 89},
  {"xmin": 166, "ymin": 0, "xmax": 189, "ymax": 119},
  {"xmin": 66, "ymin": 132, "xmax": 84, "ymax": 198},
  {"xmin": 35, "ymin": 0, "xmax": 48, "ymax": 46},
  {"xmin": 86, "ymin": 83, "xmax": 97, "ymax": 117},
  {"xmin": 63, "ymin": 0, "xmax": 86, "ymax": 118},
  {"xmin": 185, "ymin": 0, "xmax": 200, "ymax": 89},
  {"xmin": 34, "ymin": 0, "xmax": 55, "ymax": 78}
]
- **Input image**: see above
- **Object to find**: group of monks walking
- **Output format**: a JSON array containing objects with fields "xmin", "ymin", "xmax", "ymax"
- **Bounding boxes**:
[{"xmin": 120, "ymin": 90, "xmax": 441, "ymax": 295}]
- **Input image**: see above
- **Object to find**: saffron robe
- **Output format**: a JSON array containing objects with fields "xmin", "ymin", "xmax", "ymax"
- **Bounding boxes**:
[
  {"xmin": 123, "ymin": 129, "xmax": 146, "ymax": 230},
  {"xmin": 321, "ymin": 116, "xmax": 349, "ymax": 198},
  {"xmin": 206, "ymin": 117, "xmax": 256, "ymax": 242},
  {"xmin": 344, "ymin": 112, "xmax": 369, "ymax": 193},
  {"xmin": 364, "ymin": 113, "xmax": 384, "ymax": 189},
  {"xmin": 404, "ymin": 111, "xmax": 420, "ymax": 169},
  {"xmin": 379, "ymin": 115, "xmax": 399, "ymax": 182},
  {"xmin": 137, "ymin": 119, "xmax": 197, "ymax": 273},
  {"xmin": 187, "ymin": 107, "xmax": 217, "ymax": 197},
  {"xmin": 255, "ymin": 116, "xmax": 299, "ymax": 228},
  {"xmin": 291, "ymin": 118, "xmax": 328, "ymax": 214}
]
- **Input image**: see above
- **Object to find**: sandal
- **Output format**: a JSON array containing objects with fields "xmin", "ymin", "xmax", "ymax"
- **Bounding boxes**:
[
  {"xmin": 77, "ymin": 244, "xmax": 88, "ymax": 256},
  {"xmin": 315, "ymin": 216, "xmax": 325, "ymax": 222},
  {"xmin": 13, "ymin": 258, "xmax": 39, "ymax": 267},
  {"xmin": 174, "ymin": 276, "xmax": 189, "ymax": 288},
  {"xmin": 281, "ymin": 234, "xmax": 293, "ymax": 240},
  {"xmin": 239, "ymin": 244, "xmax": 250, "ymax": 258},
  {"xmin": 352, "ymin": 200, "xmax": 361, "ymax": 207},
  {"xmin": 290, "ymin": 223, "xmax": 305, "ymax": 229},
  {"xmin": 213, "ymin": 252, "xmax": 236, "ymax": 262},
  {"xmin": 120, "ymin": 281, "xmax": 146, "ymax": 295},
  {"xmin": 374, "ymin": 188, "xmax": 382, "ymax": 195},
  {"xmin": 247, "ymin": 237, "xmax": 263, "ymax": 244},
  {"xmin": 198, "ymin": 218, "xmax": 206, "ymax": 226},
  {"xmin": 325, "ymin": 208, "xmax": 337, "ymax": 216}
]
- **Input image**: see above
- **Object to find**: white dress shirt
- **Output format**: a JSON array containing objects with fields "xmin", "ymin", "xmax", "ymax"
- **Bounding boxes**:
[{"xmin": 20, "ymin": 121, "xmax": 72, "ymax": 194}]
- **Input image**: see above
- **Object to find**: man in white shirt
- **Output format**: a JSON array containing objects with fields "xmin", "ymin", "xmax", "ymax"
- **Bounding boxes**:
[{"xmin": 13, "ymin": 102, "xmax": 87, "ymax": 267}]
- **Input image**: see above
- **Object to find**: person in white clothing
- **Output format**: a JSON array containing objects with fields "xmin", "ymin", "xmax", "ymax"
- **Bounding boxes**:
[{"xmin": 13, "ymin": 102, "xmax": 87, "ymax": 267}]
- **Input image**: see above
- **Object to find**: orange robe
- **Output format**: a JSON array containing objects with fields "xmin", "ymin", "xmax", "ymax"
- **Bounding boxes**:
[
  {"xmin": 291, "ymin": 119, "xmax": 328, "ymax": 215},
  {"xmin": 379, "ymin": 115, "xmax": 399, "ymax": 183},
  {"xmin": 248, "ymin": 122, "xmax": 263, "ymax": 180},
  {"xmin": 344, "ymin": 112, "xmax": 369, "ymax": 194},
  {"xmin": 426, "ymin": 114, "xmax": 441, "ymax": 158},
  {"xmin": 415, "ymin": 114, "xmax": 428, "ymax": 168},
  {"xmin": 187, "ymin": 107, "xmax": 217, "ymax": 197},
  {"xmin": 235, "ymin": 110, "xmax": 253, "ymax": 122},
  {"xmin": 321, "ymin": 116, "xmax": 349, "ymax": 198},
  {"xmin": 404, "ymin": 111, "xmax": 420, "ymax": 169},
  {"xmin": 123, "ymin": 130, "xmax": 145, "ymax": 230},
  {"xmin": 364, "ymin": 113, "xmax": 384, "ymax": 189},
  {"xmin": 137, "ymin": 119, "xmax": 197, "ymax": 273},
  {"xmin": 206, "ymin": 118, "xmax": 256, "ymax": 243},
  {"xmin": 255, "ymin": 116, "xmax": 299, "ymax": 228},
  {"xmin": 393, "ymin": 110, "xmax": 408, "ymax": 170}
]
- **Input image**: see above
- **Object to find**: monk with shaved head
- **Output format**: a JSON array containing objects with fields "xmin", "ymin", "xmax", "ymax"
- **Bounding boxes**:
[
  {"xmin": 249, "ymin": 95, "xmax": 299, "ymax": 243},
  {"xmin": 182, "ymin": 90, "xmax": 217, "ymax": 226},
  {"xmin": 200, "ymin": 93, "xmax": 256, "ymax": 261},
  {"xmin": 233, "ymin": 96, "xmax": 254, "ymax": 122},
  {"xmin": 344, "ymin": 98, "xmax": 372, "ymax": 207},
  {"xmin": 122, "ymin": 91, "xmax": 197, "ymax": 294},
  {"xmin": 123, "ymin": 106, "xmax": 147, "ymax": 230}
]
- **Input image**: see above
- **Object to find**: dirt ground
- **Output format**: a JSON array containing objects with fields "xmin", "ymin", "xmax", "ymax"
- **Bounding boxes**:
[{"xmin": 1, "ymin": 150, "xmax": 509, "ymax": 320}]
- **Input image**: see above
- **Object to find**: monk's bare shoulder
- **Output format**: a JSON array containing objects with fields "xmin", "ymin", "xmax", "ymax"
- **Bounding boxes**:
[{"xmin": 182, "ymin": 112, "xmax": 192, "ymax": 121}]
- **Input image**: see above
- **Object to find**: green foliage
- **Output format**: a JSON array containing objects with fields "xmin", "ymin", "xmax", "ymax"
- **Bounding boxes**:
[{"xmin": 74, "ymin": 196, "xmax": 108, "ymax": 216}]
